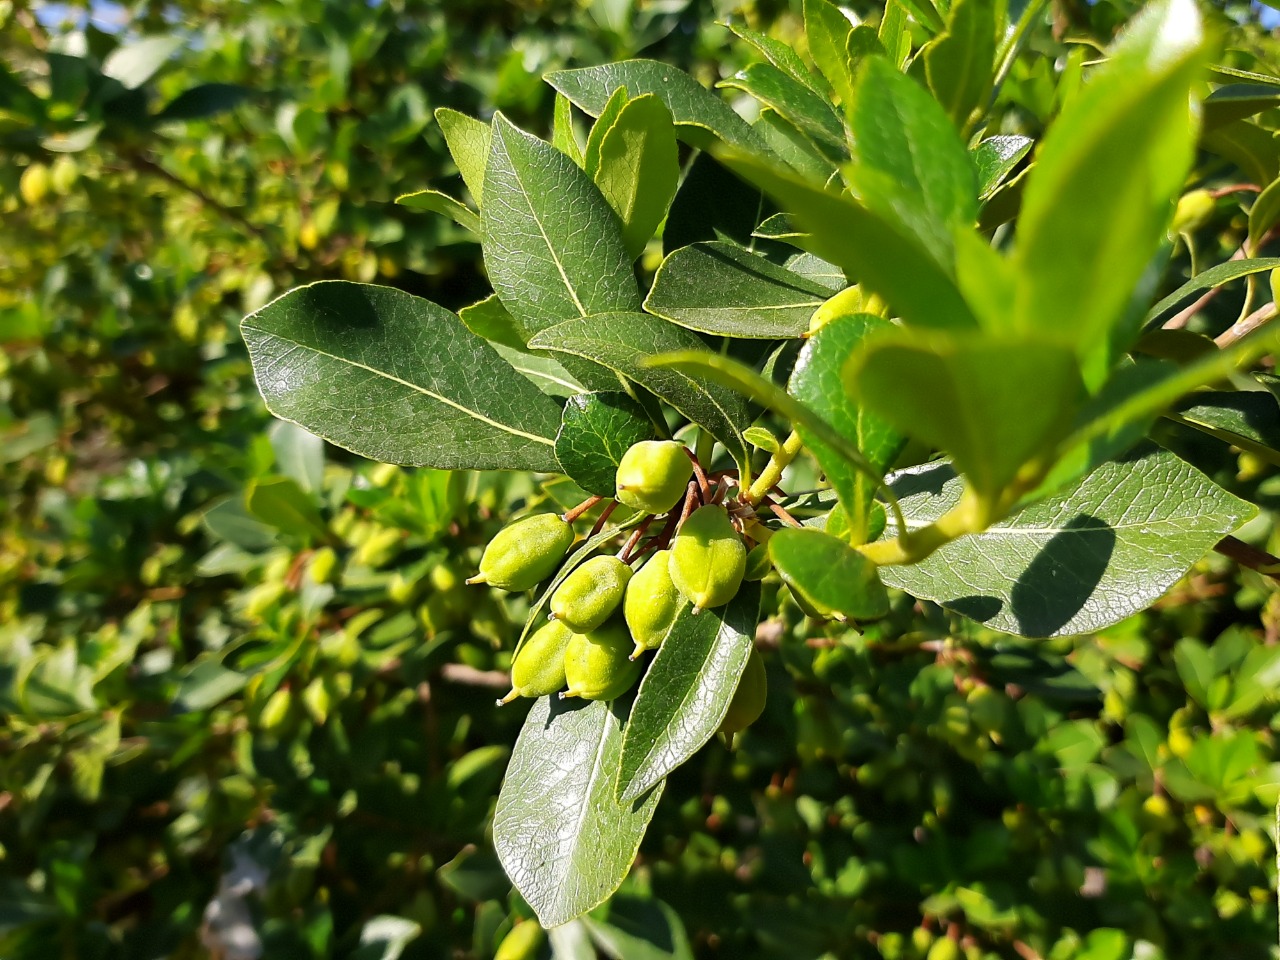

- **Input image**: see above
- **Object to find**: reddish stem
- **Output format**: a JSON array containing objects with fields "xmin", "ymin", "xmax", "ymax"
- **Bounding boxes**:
[
  {"xmin": 682, "ymin": 446, "xmax": 712, "ymax": 502},
  {"xmin": 764, "ymin": 496, "xmax": 803, "ymax": 529},
  {"xmin": 618, "ymin": 516, "xmax": 655, "ymax": 563},
  {"xmin": 589, "ymin": 499, "xmax": 619, "ymax": 537},
  {"xmin": 562, "ymin": 495, "xmax": 604, "ymax": 525}
]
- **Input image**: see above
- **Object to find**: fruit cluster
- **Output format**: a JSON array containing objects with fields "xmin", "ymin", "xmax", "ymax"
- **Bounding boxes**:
[{"xmin": 468, "ymin": 440, "xmax": 765, "ymax": 736}]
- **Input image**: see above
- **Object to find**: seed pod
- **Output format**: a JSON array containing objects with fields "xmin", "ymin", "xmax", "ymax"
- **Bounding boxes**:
[
  {"xmin": 468, "ymin": 513, "xmax": 574, "ymax": 591},
  {"xmin": 499, "ymin": 619, "xmax": 574, "ymax": 704},
  {"xmin": 550, "ymin": 555, "xmax": 632, "ymax": 632},
  {"xmin": 808, "ymin": 285, "xmax": 864, "ymax": 335},
  {"xmin": 614, "ymin": 440, "xmax": 692, "ymax": 515},
  {"xmin": 494, "ymin": 921, "xmax": 546, "ymax": 960},
  {"xmin": 563, "ymin": 621, "xmax": 642, "ymax": 701},
  {"xmin": 309, "ymin": 546, "xmax": 338, "ymax": 584},
  {"xmin": 624, "ymin": 549, "xmax": 683, "ymax": 657},
  {"xmin": 669, "ymin": 505, "xmax": 746, "ymax": 613},
  {"xmin": 719, "ymin": 647, "xmax": 766, "ymax": 736},
  {"xmin": 1171, "ymin": 188, "xmax": 1215, "ymax": 235}
]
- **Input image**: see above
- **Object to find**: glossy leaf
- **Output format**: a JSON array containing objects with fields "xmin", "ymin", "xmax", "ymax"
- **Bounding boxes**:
[
  {"xmin": 1169, "ymin": 391, "xmax": 1280, "ymax": 467},
  {"xmin": 644, "ymin": 241, "xmax": 833, "ymax": 338},
  {"xmin": 718, "ymin": 149, "xmax": 978, "ymax": 330},
  {"xmin": 720, "ymin": 62, "xmax": 845, "ymax": 149},
  {"xmin": 395, "ymin": 189, "xmax": 480, "ymax": 234},
  {"xmin": 1010, "ymin": 0, "xmax": 1207, "ymax": 383},
  {"xmin": 582, "ymin": 897, "xmax": 694, "ymax": 960},
  {"xmin": 789, "ymin": 314, "xmax": 905, "ymax": 542},
  {"xmin": 493, "ymin": 696, "xmax": 663, "ymax": 928},
  {"xmin": 972, "ymin": 135, "xmax": 1032, "ymax": 199},
  {"xmin": 241, "ymin": 281, "xmax": 562, "ymax": 472},
  {"xmin": 1143, "ymin": 257, "xmax": 1280, "ymax": 329},
  {"xmin": 846, "ymin": 56, "xmax": 978, "ymax": 270},
  {"xmin": 769, "ymin": 527, "xmax": 888, "ymax": 618},
  {"xmin": 1203, "ymin": 83, "xmax": 1280, "ymax": 132},
  {"xmin": 529, "ymin": 313, "xmax": 753, "ymax": 466},
  {"xmin": 1249, "ymin": 177, "xmax": 1280, "ymax": 251},
  {"xmin": 590, "ymin": 94, "xmax": 681, "ymax": 258},
  {"xmin": 555, "ymin": 392, "xmax": 658, "ymax": 496},
  {"xmin": 876, "ymin": 445, "xmax": 1256, "ymax": 637},
  {"xmin": 482, "ymin": 114, "xmax": 641, "ymax": 343},
  {"xmin": 435, "ymin": 108, "xmax": 490, "ymax": 204},
  {"xmin": 847, "ymin": 331, "xmax": 1084, "ymax": 496},
  {"xmin": 804, "ymin": 0, "xmax": 858, "ymax": 104},
  {"xmin": 728, "ymin": 23, "xmax": 825, "ymax": 95},
  {"xmin": 546, "ymin": 60, "xmax": 763, "ymax": 152},
  {"xmin": 754, "ymin": 109, "xmax": 840, "ymax": 182},
  {"xmin": 616, "ymin": 583, "xmax": 760, "ymax": 802},
  {"xmin": 924, "ymin": 0, "xmax": 996, "ymax": 130}
]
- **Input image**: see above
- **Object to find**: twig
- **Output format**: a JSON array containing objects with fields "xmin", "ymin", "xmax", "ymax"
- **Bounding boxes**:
[
  {"xmin": 1165, "ymin": 225, "xmax": 1280, "ymax": 330},
  {"xmin": 1211, "ymin": 183, "xmax": 1261, "ymax": 198},
  {"xmin": 127, "ymin": 151, "xmax": 272, "ymax": 246},
  {"xmin": 1215, "ymin": 535, "xmax": 1280, "ymax": 583},
  {"xmin": 588, "ymin": 499, "xmax": 618, "ymax": 537},
  {"xmin": 675, "ymin": 480, "xmax": 699, "ymax": 532},
  {"xmin": 562, "ymin": 495, "xmax": 603, "ymax": 525},
  {"xmin": 683, "ymin": 446, "xmax": 711, "ymax": 501},
  {"xmin": 618, "ymin": 516, "xmax": 654, "ymax": 563},
  {"xmin": 1214, "ymin": 302, "xmax": 1278, "ymax": 348},
  {"xmin": 763, "ymin": 496, "xmax": 803, "ymax": 528},
  {"xmin": 438, "ymin": 663, "xmax": 510, "ymax": 689}
]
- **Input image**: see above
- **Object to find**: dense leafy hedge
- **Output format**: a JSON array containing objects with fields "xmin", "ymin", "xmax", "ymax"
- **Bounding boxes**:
[{"xmin": 2, "ymin": 1, "xmax": 1280, "ymax": 959}]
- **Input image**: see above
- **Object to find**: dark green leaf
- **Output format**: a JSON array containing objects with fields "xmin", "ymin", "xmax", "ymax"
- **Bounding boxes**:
[
  {"xmin": 1203, "ymin": 83, "xmax": 1280, "ymax": 132},
  {"xmin": 754, "ymin": 108, "xmax": 840, "ymax": 182},
  {"xmin": 555, "ymin": 393, "xmax": 658, "ymax": 496},
  {"xmin": 846, "ymin": 57, "xmax": 979, "ymax": 270},
  {"xmin": 971, "ymin": 135, "xmax": 1032, "ymax": 199},
  {"xmin": 175, "ymin": 658, "xmax": 247, "ymax": 713},
  {"xmin": 241, "ymin": 281, "xmax": 563, "ymax": 472},
  {"xmin": 719, "ymin": 63, "xmax": 845, "ymax": 149},
  {"xmin": 664, "ymin": 153, "xmax": 777, "ymax": 255},
  {"xmin": 877, "ymin": 445, "xmax": 1256, "ymax": 637},
  {"xmin": 1249, "ymin": 176, "xmax": 1280, "ymax": 251},
  {"xmin": 529, "ymin": 313, "xmax": 753, "ymax": 466},
  {"xmin": 1169, "ymin": 390, "xmax": 1280, "ymax": 466},
  {"xmin": 769, "ymin": 527, "xmax": 888, "ymax": 618},
  {"xmin": 924, "ymin": 0, "xmax": 996, "ymax": 130},
  {"xmin": 1143, "ymin": 257, "xmax": 1280, "ymax": 329},
  {"xmin": 154, "ymin": 82, "xmax": 250, "ymax": 122},
  {"xmin": 728, "ymin": 23, "xmax": 825, "ymax": 95},
  {"xmin": 583, "ymin": 897, "xmax": 694, "ymax": 960},
  {"xmin": 645, "ymin": 241, "xmax": 832, "ymax": 338},
  {"xmin": 789, "ymin": 314, "xmax": 905, "ymax": 542},
  {"xmin": 245, "ymin": 476, "xmax": 329, "ymax": 542},
  {"xmin": 546, "ymin": 60, "xmax": 764, "ymax": 152},
  {"xmin": 483, "ymin": 115, "xmax": 641, "ymax": 344},
  {"xmin": 1203, "ymin": 119, "xmax": 1280, "ymax": 188},
  {"xmin": 494, "ymin": 697, "xmax": 663, "ymax": 927},
  {"xmin": 616, "ymin": 583, "xmax": 761, "ymax": 802},
  {"xmin": 584, "ymin": 87, "xmax": 630, "ymax": 176}
]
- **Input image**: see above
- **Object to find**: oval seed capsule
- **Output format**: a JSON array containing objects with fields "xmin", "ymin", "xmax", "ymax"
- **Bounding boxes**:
[
  {"xmin": 467, "ymin": 513, "xmax": 574, "ymax": 592},
  {"xmin": 550, "ymin": 555, "xmax": 632, "ymax": 633},
  {"xmin": 562, "ymin": 621, "xmax": 642, "ymax": 701},
  {"xmin": 624, "ymin": 549, "xmax": 683, "ymax": 657},
  {"xmin": 499, "ymin": 619, "xmax": 575, "ymax": 704},
  {"xmin": 669, "ymin": 505, "xmax": 746, "ymax": 613},
  {"xmin": 614, "ymin": 440, "xmax": 693, "ymax": 515}
]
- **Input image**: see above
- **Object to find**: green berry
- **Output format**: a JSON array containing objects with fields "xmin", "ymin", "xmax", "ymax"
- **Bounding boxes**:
[
  {"xmin": 719, "ymin": 646, "xmax": 766, "ymax": 736},
  {"xmin": 669, "ymin": 505, "xmax": 746, "ymax": 613},
  {"xmin": 500, "ymin": 620, "xmax": 574, "ymax": 704},
  {"xmin": 926, "ymin": 938, "xmax": 960, "ymax": 960},
  {"xmin": 624, "ymin": 549, "xmax": 684, "ymax": 657},
  {"xmin": 468, "ymin": 513, "xmax": 574, "ymax": 591},
  {"xmin": 563, "ymin": 621, "xmax": 642, "ymax": 701},
  {"xmin": 1171, "ymin": 188, "xmax": 1215, "ymax": 234},
  {"xmin": 615, "ymin": 440, "xmax": 692, "ymax": 515},
  {"xmin": 550, "ymin": 555, "xmax": 632, "ymax": 633}
]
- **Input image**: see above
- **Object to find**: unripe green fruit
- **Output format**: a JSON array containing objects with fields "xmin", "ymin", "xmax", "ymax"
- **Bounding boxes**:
[
  {"xmin": 615, "ymin": 440, "xmax": 692, "ymax": 515},
  {"xmin": 309, "ymin": 546, "xmax": 338, "ymax": 584},
  {"xmin": 550, "ymin": 555, "xmax": 632, "ymax": 632},
  {"xmin": 670, "ymin": 505, "xmax": 746, "ymax": 613},
  {"xmin": 719, "ymin": 647, "xmax": 766, "ymax": 735},
  {"xmin": 494, "ymin": 921, "xmax": 545, "ymax": 960},
  {"xmin": 469, "ymin": 513, "xmax": 574, "ymax": 591},
  {"xmin": 808, "ymin": 285, "xmax": 864, "ymax": 335},
  {"xmin": 624, "ymin": 549, "xmax": 683, "ymax": 657},
  {"xmin": 500, "ymin": 620, "xmax": 574, "ymax": 703},
  {"xmin": 563, "ymin": 621, "xmax": 642, "ymax": 700},
  {"xmin": 926, "ymin": 938, "xmax": 960, "ymax": 960},
  {"xmin": 1172, "ymin": 188, "xmax": 1215, "ymax": 234}
]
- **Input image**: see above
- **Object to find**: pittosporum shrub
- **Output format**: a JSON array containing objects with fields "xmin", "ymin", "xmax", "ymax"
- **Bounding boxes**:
[{"xmin": 241, "ymin": 0, "xmax": 1280, "ymax": 930}]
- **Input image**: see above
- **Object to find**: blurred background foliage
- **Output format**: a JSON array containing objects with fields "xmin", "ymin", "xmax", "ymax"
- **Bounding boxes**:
[{"xmin": 2, "ymin": 0, "xmax": 1280, "ymax": 958}]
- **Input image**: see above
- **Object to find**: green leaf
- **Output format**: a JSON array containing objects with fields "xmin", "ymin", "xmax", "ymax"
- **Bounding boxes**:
[
  {"xmin": 878, "ymin": 0, "xmax": 913, "ymax": 69},
  {"xmin": 175, "ymin": 657, "xmax": 248, "ymax": 713},
  {"xmin": 1143, "ymin": 257, "xmax": 1280, "ymax": 329},
  {"xmin": 616, "ymin": 584, "xmax": 761, "ymax": 802},
  {"xmin": 664, "ymin": 153, "xmax": 777, "ymax": 254},
  {"xmin": 804, "ymin": 0, "xmax": 858, "ymax": 104},
  {"xmin": 971, "ymin": 135, "xmax": 1032, "ymax": 200},
  {"xmin": 245, "ymin": 476, "xmax": 328, "ymax": 542},
  {"xmin": 101, "ymin": 35, "xmax": 182, "ymax": 89},
  {"xmin": 494, "ymin": 697, "xmax": 663, "ymax": 927},
  {"xmin": 529, "ymin": 313, "xmax": 754, "ymax": 466},
  {"xmin": 242, "ymin": 281, "xmax": 562, "ymax": 472},
  {"xmin": 350, "ymin": 916, "xmax": 421, "ymax": 960},
  {"xmin": 1203, "ymin": 83, "xmax": 1280, "ymax": 132},
  {"xmin": 1169, "ymin": 390, "xmax": 1280, "ymax": 467},
  {"xmin": 583, "ymin": 897, "xmax": 694, "ymax": 960},
  {"xmin": 590, "ymin": 94, "xmax": 681, "ymax": 259},
  {"xmin": 1203, "ymin": 119, "xmax": 1280, "ymax": 189},
  {"xmin": 877, "ymin": 444, "xmax": 1257, "ymax": 637},
  {"xmin": 457, "ymin": 294, "xmax": 526, "ymax": 351},
  {"xmin": 394, "ymin": 189, "xmax": 480, "ymax": 234},
  {"xmin": 491, "ymin": 343, "xmax": 589, "ymax": 399},
  {"xmin": 847, "ymin": 330, "xmax": 1084, "ymax": 497},
  {"xmin": 924, "ymin": 0, "xmax": 996, "ymax": 130},
  {"xmin": 786, "ymin": 251, "xmax": 849, "ymax": 290},
  {"xmin": 846, "ymin": 57, "xmax": 979, "ymax": 270},
  {"xmin": 754, "ymin": 109, "xmax": 841, "ymax": 182},
  {"xmin": 728, "ymin": 23, "xmax": 826, "ymax": 96},
  {"xmin": 719, "ymin": 63, "xmax": 845, "ymax": 149},
  {"xmin": 555, "ymin": 392, "xmax": 658, "ymax": 496},
  {"xmin": 546, "ymin": 60, "xmax": 764, "ymax": 152},
  {"xmin": 482, "ymin": 114, "xmax": 641, "ymax": 340},
  {"xmin": 435, "ymin": 108, "xmax": 491, "ymax": 204},
  {"xmin": 553, "ymin": 91, "xmax": 585, "ymax": 165},
  {"xmin": 154, "ymin": 82, "xmax": 250, "ymax": 122},
  {"xmin": 645, "ymin": 241, "xmax": 833, "ymax": 338},
  {"xmin": 1250, "ymin": 177, "xmax": 1280, "ymax": 252},
  {"xmin": 769, "ymin": 527, "xmax": 888, "ymax": 618},
  {"xmin": 584, "ymin": 87, "xmax": 630, "ymax": 176},
  {"xmin": 1010, "ymin": 0, "xmax": 1207, "ymax": 383},
  {"xmin": 789, "ymin": 314, "xmax": 905, "ymax": 542},
  {"xmin": 717, "ymin": 149, "xmax": 978, "ymax": 330}
]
